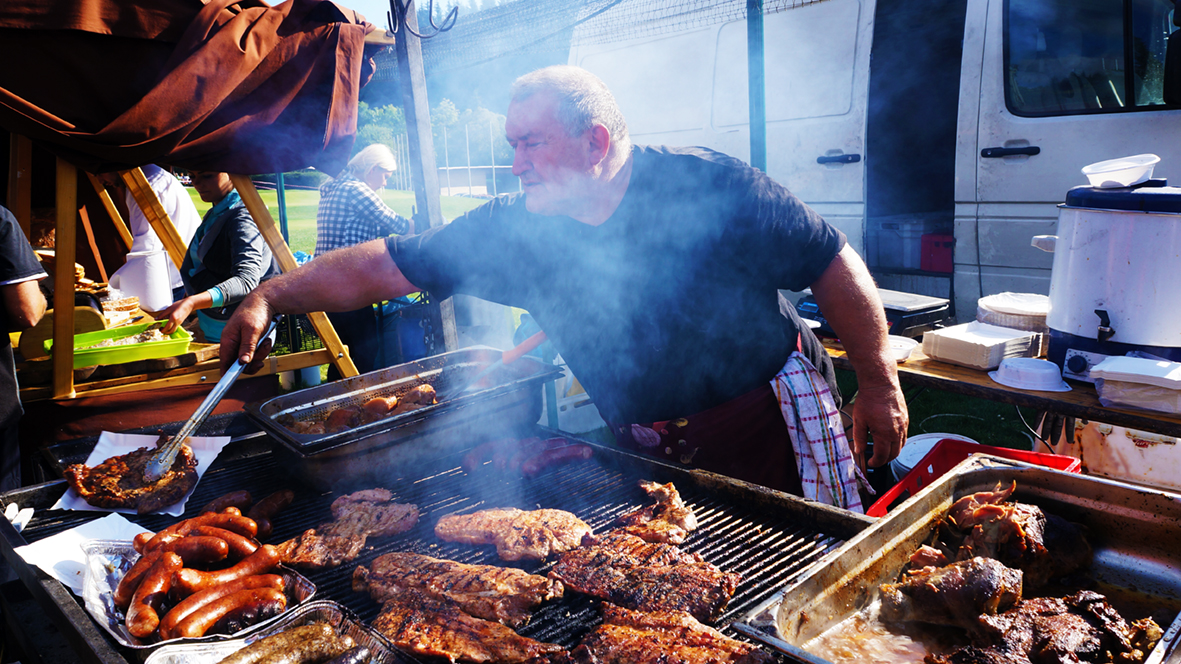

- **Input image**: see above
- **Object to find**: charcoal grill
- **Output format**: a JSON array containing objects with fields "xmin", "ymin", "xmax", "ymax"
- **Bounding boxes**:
[{"xmin": 0, "ymin": 411, "xmax": 872, "ymax": 663}]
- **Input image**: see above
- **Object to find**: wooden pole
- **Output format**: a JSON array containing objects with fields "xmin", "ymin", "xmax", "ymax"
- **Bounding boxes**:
[
  {"xmin": 229, "ymin": 174, "xmax": 358, "ymax": 378},
  {"xmin": 78, "ymin": 207, "xmax": 109, "ymax": 282},
  {"xmin": 6, "ymin": 135, "xmax": 32, "ymax": 238},
  {"xmin": 86, "ymin": 172, "xmax": 134, "ymax": 250},
  {"xmin": 53, "ymin": 158, "xmax": 78, "ymax": 399},
  {"xmin": 120, "ymin": 168, "xmax": 187, "ymax": 271}
]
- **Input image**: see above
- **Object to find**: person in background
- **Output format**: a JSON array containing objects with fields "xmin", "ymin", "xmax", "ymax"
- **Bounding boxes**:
[
  {"xmin": 1, "ymin": 204, "xmax": 48, "ymax": 492},
  {"xmin": 97, "ymin": 165, "xmax": 202, "ymax": 303},
  {"xmin": 220, "ymin": 66, "xmax": 907, "ymax": 512},
  {"xmin": 315, "ymin": 144, "xmax": 413, "ymax": 376},
  {"xmin": 158, "ymin": 171, "xmax": 278, "ymax": 343}
]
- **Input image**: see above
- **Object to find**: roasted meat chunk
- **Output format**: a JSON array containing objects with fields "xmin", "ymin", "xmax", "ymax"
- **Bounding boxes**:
[
  {"xmin": 64, "ymin": 437, "xmax": 198, "ymax": 514},
  {"xmin": 549, "ymin": 532, "xmax": 740, "ymax": 623},
  {"xmin": 435, "ymin": 508, "xmax": 593, "ymax": 561},
  {"xmin": 276, "ymin": 529, "xmax": 367, "ymax": 570},
  {"xmin": 278, "ymin": 489, "xmax": 418, "ymax": 569},
  {"xmin": 572, "ymin": 604, "xmax": 773, "ymax": 664},
  {"xmin": 612, "ymin": 481, "xmax": 698, "ymax": 545},
  {"xmin": 880, "ymin": 557, "xmax": 1023, "ymax": 634},
  {"xmin": 370, "ymin": 587, "xmax": 568, "ymax": 663},
  {"xmin": 353, "ymin": 552, "xmax": 564, "ymax": 627}
]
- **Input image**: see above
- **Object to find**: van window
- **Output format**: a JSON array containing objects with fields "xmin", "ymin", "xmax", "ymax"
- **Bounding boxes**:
[{"xmin": 1005, "ymin": 0, "xmax": 1176, "ymax": 115}]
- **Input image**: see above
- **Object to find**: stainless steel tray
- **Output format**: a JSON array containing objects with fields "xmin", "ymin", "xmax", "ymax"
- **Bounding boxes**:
[
  {"xmin": 245, "ymin": 347, "xmax": 563, "ymax": 491},
  {"xmin": 81, "ymin": 540, "xmax": 316, "ymax": 650},
  {"xmin": 144, "ymin": 600, "xmax": 400, "ymax": 664},
  {"xmin": 736, "ymin": 454, "xmax": 1181, "ymax": 664}
]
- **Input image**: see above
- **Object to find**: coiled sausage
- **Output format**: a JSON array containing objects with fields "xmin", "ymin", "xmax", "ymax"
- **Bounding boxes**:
[
  {"xmin": 172, "ymin": 586, "xmax": 286, "ymax": 639},
  {"xmin": 126, "ymin": 552, "xmax": 182, "ymax": 638},
  {"xmin": 158, "ymin": 574, "xmax": 285, "ymax": 640},
  {"xmin": 172, "ymin": 544, "xmax": 281, "ymax": 596}
]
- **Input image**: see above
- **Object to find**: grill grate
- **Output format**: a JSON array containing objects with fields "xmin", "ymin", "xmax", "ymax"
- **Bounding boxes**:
[{"xmin": 14, "ymin": 425, "xmax": 861, "ymax": 663}]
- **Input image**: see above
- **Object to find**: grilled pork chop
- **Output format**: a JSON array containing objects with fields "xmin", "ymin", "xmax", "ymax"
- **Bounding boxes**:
[
  {"xmin": 572, "ymin": 604, "xmax": 773, "ymax": 664},
  {"xmin": 278, "ymin": 488, "xmax": 419, "ymax": 569},
  {"xmin": 612, "ymin": 481, "xmax": 698, "ymax": 544},
  {"xmin": 64, "ymin": 437, "xmax": 198, "ymax": 514},
  {"xmin": 549, "ymin": 532, "xmax": 740, "ymax": 623},
  {"xmin": 353, "ymin": 552, "xmax": 564, "ymax": 627},
  {"xmin": 371, "ymin": 587, "xmax": 568, "ymax": 663},
  {"xmin": 435, "ymin": 508, "xmax": 592, "ymax": 561}
]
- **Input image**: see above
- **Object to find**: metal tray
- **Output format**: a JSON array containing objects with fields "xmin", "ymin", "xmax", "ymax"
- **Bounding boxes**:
[
  {"xmin": 245, "ymin": 347, "xmax": 563, "ymax": 491},
  {"xmin": 144, "ymin": 600, "xmax": 403, "ymax": 664},
  {"xmin": 736, "ymin": 454, "xmax": 1181, "ymax": 664},
  {"xmin": 81, "ymin": 540, "xmax": 317, "ymax": 650}
]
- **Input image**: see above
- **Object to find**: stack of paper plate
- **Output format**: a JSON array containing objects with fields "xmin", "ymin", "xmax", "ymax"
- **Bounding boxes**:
[
  {"xmin": 922, "ymin": 321, "xmax": 1040, "ymax": 370},
  {"xmin": 976, "ymin": 292, "xmax": 1049, "ymax": 333}
]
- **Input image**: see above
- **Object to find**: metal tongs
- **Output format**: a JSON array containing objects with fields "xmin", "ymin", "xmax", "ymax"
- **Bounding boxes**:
[
  {"xmin": 437, "ymin": 330, "xmax": 548, "ymax": 402},
  {"xmin": 143, "ymin": 316, "xmax": 280, "ymax": 483}
]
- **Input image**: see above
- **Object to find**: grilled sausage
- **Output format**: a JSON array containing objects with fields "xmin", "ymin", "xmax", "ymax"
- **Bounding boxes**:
[
  {"xmin": 521, "ymin": 443, "xmax": 595, "ymax": 477},
  {"xmin": 507, "ymin": 437, "xmax": 555, "ymax": 472},
  {"xmin": 155, "ymin": 535, "xmax": 230, "ymax": 566},
  {"xmin": 246, "ymin": 490, "xmax": 295, "ymax": 541},
  {"xmin": 158, "ymin": 574, "xmax": 285, "ymax": 640},
  {"xmin": 173, "ymin": 544, "xmax": 281, "ymax": 596},
  {"xmin": 132, "ymin": 531, "xmax": 154, "ymax": 554},
  {"xmin": 144, "ymin": 511, "xmax": 259, "ymax": 552},
  {"xmin": 126, "ymin": 552, "xmax": 182, "ymax": 638},
  {"xmin": 213, "ymin": 622, "xmax": 337, "ymax": 664},
  {"xmin": 192, "ymin": 525, "xmax": 259, "ymax": 560},
  {"xmin": 172, "ymin": 586, "xmax": 287, "ymax": 639},
  {"xmin": 202, "ymin": 490, "xmax": 253, "ymax": 515},
  {"xmin": 323, "ymin": 645, "xmax": 371, "ymax": 664},
  {"xmin": 114, "ymin": 549, "xmax": 165, "ymax": 610},
  {"xmin": 461, "ymin": 438, "xmax": 512, "ymax": 473}
]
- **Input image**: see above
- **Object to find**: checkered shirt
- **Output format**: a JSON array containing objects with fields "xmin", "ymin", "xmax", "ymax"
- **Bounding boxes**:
[{"xmin": 315, "ymin": 173, "xmax": 410, "ymax": 256}]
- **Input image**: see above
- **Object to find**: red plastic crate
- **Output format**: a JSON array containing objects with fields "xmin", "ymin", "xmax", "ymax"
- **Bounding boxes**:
[
  {"xmin": 920, "ymin": 233, "xmax": 955, "ymax": 273},
  {"xmin": 866, "ymin": 439, "xmax": 1082, "ymax": 517}
]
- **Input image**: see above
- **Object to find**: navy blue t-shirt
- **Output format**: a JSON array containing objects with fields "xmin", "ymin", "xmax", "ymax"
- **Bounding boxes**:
[{"xmin": 389, "ymin": 146, "xmax": 845, "ymax": 423}]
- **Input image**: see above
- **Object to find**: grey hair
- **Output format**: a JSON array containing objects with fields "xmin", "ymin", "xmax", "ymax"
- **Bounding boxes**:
[
  {"xmin": 511, "ymin": 65, "xmax": 630, "ymax": 150},
  {"xmin": 344, "ymin": 144, "xmax": 397, "ymax": 178}
]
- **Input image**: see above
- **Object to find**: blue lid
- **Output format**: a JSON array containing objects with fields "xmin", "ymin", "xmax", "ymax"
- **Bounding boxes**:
[{"xmin": 1063, "ymin": 179, "xmax": 1181, "ymax": 213}]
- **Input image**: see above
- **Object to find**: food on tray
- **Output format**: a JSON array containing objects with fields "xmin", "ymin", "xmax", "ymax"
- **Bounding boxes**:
[
  {"xmin": 214, "ymin": 622, "xmax": 356, "ymax": 664},
  {"xmin": 64, "ymin": 436, "xmax": 198, "ymax": 514},
  {"xmin": 370, "ymin": 587, "xmax": 567, "ymax": 664},
  {"xmin": 611, "ymin": 480, "xmax": 698, "ymax": 545},
  {"xmin": 247, "ymin": 489, "xmax": 296, "ymax": 541},
  {"xmin": 159, "ymin": 574, "xmax": 285, "ymax": 640},
  {"xmin": 461, "ymin": 436, "xmax": 595, "ymax": 477},
  {"xmin": 353, "ymin": 552, "xmax": 565, "ymax": 628},
  {"xmin": 571, "ymin": 604, "xmax": 774, "ymax": 664},
  {"xmin": 879, "ymin": 557, "xmax": 1023, "ymax": 633},
  {"xmin": 282, "ymin": 383, "xmax": 439, "ymax": 435},
  {"xmin": 126, "ymin": 551, "xmax": 183, "ymax": 637},
  {"xmin": 77, "ymin": 326, "xmax": 165, "ymax": 349},
  {"xmin": 277, "ymin": 488, "xmax": 418, "ymax": 569},
  {"xmin": 435, "ymin": 507, "xmax": 593, "ymax": 561},
  {"xmin": 549, "ymin": 531, "xmax": 741, "ymax": 623}
]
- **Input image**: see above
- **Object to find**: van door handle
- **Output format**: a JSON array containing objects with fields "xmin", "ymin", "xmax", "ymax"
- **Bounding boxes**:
[
  {"xmin": 816, "ymin": 153, "xmax": 861, "ymax": 164},
  {"xmin": 981, "ymin": 146, "xmax": 1041, "ymax": 158}
]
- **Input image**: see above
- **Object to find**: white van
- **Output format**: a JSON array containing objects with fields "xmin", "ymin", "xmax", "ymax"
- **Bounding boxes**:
[{"xmin": 569, "ymin": 0, "xmax": 1180, "ymax": 319}]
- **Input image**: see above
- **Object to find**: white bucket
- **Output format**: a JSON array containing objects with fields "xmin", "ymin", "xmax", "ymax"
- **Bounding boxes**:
[
  {"xmin": 890, "ymin": 432, "xmax": 980, "ymax": 484},
  {"xmin": 110, "ymin": 250, "xmax": 173, "ymax": 312}
]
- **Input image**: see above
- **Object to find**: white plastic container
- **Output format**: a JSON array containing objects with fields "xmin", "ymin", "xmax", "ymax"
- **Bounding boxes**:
[
  {"xmin": 989, "ymin": 357, "xmax": 1070, "ymax": 392},
  {"xmin": 888, "ymin": 336, "xmax": 918, "ymax": 362},
  {"xmin": 889, "ymin": 432, "xmax": 978, "ymax": 484},
  {"xmin": 1080, "ymin": 153, "xmax": 1159, "ymax": 188}
]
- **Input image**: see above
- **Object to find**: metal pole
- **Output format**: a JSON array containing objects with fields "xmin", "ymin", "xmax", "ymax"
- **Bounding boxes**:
[
  {"xmin": 444, "ymin": 125, "xmax": 452, "ymax": 196},
  {"xmin": 747, "ymin": 0, "xmax": 767, "ymax": 171},
  {"xmin": 489, "ymin": 117, "xmax": 497, "ymax": 197},
  {"xmin": 465, "ymin": 124, "xmax": 473, "ymax": 197},
  {"xmin": 275, "ymin": 172, "xmax": 289, "ymax": 242}
]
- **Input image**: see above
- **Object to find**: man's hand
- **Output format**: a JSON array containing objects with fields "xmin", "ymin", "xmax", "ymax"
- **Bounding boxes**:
[
  {"xmin": 219, "ymin": 293, "xmax": 275, "ymax": 374},
  {"xmin": 849, "ymin": 381, "xmax": 908, "ymax": 470}
]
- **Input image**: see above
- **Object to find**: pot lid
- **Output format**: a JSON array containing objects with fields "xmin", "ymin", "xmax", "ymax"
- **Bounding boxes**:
[{"xmin": 1063, "ymin": 181, "xmax": 1181, "ymax": 214}]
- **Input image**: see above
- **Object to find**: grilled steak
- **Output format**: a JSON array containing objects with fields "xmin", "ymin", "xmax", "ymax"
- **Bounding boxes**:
[
  {"xmin": 371, "ymin": 587, "xmax": 568, "ymax": 663},
  {"xmin": 572, "ymin": 604, "xmax": 773, "ymax": 664},
  {"xmin": 612, "ymin": 481, "xmax": 698, "ymax": 544},
  {"xmin": 549, "ymin": 532, "xmax": 740, "ymax": 623},
  {"xmin": 435, "ymin": 508, "xmax": 593, "ymax": 561},
  {"xmin": 353, "ymin": 552, "xmax": 564, "ymax": 627},
  {"xmin": 278, "ymin": 488, "xmax": 419, "ymax": 569},
  {"xmin": 64, "ymin": 437, "xmax": 198, "ymax": 514}
]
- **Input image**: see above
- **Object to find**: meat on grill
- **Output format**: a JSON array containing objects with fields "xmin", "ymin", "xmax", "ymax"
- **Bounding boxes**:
[
  {"xmin": 612, "ymin": 481, "xmax": 698, "ymax": 545},
  {"xmin": 353, "ymin": 552, "xmax": 564, "ymax": 627},
  {"xmin": 571, "ymin": 604, "xmax": 773, "ymax": 664},
  {"xmin": 927, "ymin": 590, "xmax": 1163, "ymax": 664},
  {"xmin": 549, "ymin": 532, "xmax": 740, "ymax": 623},
  {"xmin": 879, "ymin": 557, "xmax": 1024, "ymax": 635},
  {"xmin": 435, "ymin": 508, "xmax": 593, "ymax": 561},
  {"xmin": 277, "ymin": 489, "xmax": 419, "ymax": 569},
  {"xmin": 371, "ymin": 587, "xmax": 569, "ymax": 664},
  {"xmin": 64, "ymin": 437, "xmax": 198, "ymax": 514}
]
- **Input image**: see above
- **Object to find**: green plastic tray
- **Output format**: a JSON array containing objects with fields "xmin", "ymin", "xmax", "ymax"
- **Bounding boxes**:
[{"xmin": 44, "ymin": 322, "xmax": 192, "ymax": 369}]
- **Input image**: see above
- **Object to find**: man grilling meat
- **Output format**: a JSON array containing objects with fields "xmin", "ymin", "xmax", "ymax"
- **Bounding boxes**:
[{"xmin": 221, "ymin": 65, "xmax": 907, "ymax": 511}]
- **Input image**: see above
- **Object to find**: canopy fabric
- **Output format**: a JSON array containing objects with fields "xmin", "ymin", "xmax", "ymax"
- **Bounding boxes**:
[{"xmin": 0, "ymin": 0, "xmax": 378, "ymax": 176}]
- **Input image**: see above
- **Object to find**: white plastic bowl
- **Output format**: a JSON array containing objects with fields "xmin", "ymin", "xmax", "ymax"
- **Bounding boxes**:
[
  {"xmin": 888, "ymin": 336, "xmax": 918, "ymax": 362},
  {"xmin": 1081, "ymin": 153, "xmax": 1159, "ymax": 188},
  {"xmin": 989, "ymin": 357, "xmax": 1071, "ymax": 392}
]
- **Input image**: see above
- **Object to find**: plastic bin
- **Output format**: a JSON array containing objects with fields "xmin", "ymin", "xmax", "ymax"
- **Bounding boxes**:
[
  {"xmin": 867, "ymin": 213, "xmax": 951, "ymax": 270},
  {"xmin": 866, "ymin": 439, "xmax": 1082, "ymax": 517},
  {"xmin": 921, "ymin": 233, "xmax": 955, "ymax": 272}
]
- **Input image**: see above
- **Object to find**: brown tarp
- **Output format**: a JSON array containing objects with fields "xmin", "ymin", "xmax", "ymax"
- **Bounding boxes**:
[{"xmin": 0, "ymin": 0, "xmax": 378, "ymax": 176}]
